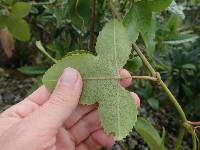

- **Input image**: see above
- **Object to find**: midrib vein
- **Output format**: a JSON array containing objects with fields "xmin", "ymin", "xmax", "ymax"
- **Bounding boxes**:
[{"xmin": 113, "ymin": 22, "xmax": 121, "ymax": 137}]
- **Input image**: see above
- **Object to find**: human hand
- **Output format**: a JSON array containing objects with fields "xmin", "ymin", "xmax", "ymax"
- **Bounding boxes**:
[{"xmin": 0, "ymin": 68, "xmax": 140, "ymax": 150}]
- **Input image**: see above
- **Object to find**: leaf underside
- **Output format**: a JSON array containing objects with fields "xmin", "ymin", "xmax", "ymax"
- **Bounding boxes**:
[{"xmin": 42, "ymin": 20, "xmax": 138, "ymax": 140}]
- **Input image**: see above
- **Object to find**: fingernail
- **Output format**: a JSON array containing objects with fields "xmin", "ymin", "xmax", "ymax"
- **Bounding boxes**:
[{"xmin": 60, "ymin": 68, "xmax": 78, "ymax": 85}]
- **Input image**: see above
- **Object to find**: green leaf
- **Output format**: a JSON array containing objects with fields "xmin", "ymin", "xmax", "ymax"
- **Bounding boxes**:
[
  {"xmin": 123, "ymin": 1, "xmax": 152, "ymax": 42},
  {"xmin": 137, "ymin": 82, "xmax": 152, "ymax": 99},
  {"xmin": 36, "ymin": 41, "xmax": 58, "ymax": 63},
  {"xmin": 11, "ymin": 2, "xmax": 31, "ymax": 18},
  {"xmin": 181, "ymin": 84, "xmax": 193, "ymax": 99},
  {"xmin": 163, "ymin": 34, "xmax": 199, "ymax": 45},
  {"xmin": 18, "ymin": 66, "xmax": 47, "ymax": 75},
  {"xmin": 68, "ymin": 0, "xmax": 90, "ymax": 31},
  {"xmin": 135, "ymin": 117, "xmax": 164, "ymax": 150},
  {"xmin": 182, "ymin": 64, "xmax": 196, "ymax": 70},
  {"xmin": 7, "ymin": 18, "xmax": 30, "ymax": 41},
  {"xmin": 0, "ymin": 15, "xmax": 7, "ymax": 28},
  {"xmin": 147, "ymin": 98, "xmax": 159, "ymax": 109},
  {"xmin": 42, "ymin": 20, "xmax": 138, "ymax": 140},
  {"xmin": 147, "ymin": 0, "xmax": 172, "ymax": 12},
  {"xmin": 165, "ymin": 14, "xmax": 182, "ymax": 33},
  {"xmin": 124, "ymin": 57, "xmax": 143, "ymax": 73},
  {"xmin": 124, "ymin": 2, "xmax": 156, "ymax": 56},
  {"xmin": 123, "ymin": 8, "xmax": 139, "ymax": 42},
  {"xmin": 161, "ymin": 128, "xmax": 166, "ymax": 150},
  {"xmin": 141, "ymin": 16, "xmax": 156, "ymax": 57}
]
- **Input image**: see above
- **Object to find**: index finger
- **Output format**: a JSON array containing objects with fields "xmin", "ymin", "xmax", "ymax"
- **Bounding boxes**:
[{"xmin": 119, "ymin": 69, "xmax": 132, "ymax": 88}]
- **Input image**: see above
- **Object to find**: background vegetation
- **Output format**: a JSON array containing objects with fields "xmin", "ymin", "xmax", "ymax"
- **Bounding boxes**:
[{"xmin": 0, "ymin": 0, "xmax": 200, "ymax": 149}]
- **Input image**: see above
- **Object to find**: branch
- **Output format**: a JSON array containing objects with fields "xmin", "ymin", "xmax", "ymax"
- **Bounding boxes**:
[
  {"xmin": 175, "ymin": 127, "xmax": 185, "ymax": 150},
  {"xmin": 133, "ymin": 37, "xmax": 199, "ymax": 150},
  {"xmin": 108, "ymin": 0, "xmax": 122, "ymax": 21},
  {"xmin": 131, "ymin": 43, "xmax": 188, "ymax": 122},
  {"xmin": 88, "ymin": 0, "xmax": 96, "ymax": 51},
  {"xmin": 191, "ymin": 131, "xmax": 197, "ymax": 150},
  {"xmin": 194, "ymin": 126, "xmax": 200, "ymax": 130},
  {"xmin": 133, "ymin": 40, "xmax": 199, "ymax": 150},
  {"xmin": 132, "ymin": 43, "xmax": 157, "ymax": 77},
  {"xmin": 188, "ymin": 121, "xmax": 200, "ymax": 126},
  {"xmin": 158, "ymin": 79, "xmax": 187, "ymax": 122}
]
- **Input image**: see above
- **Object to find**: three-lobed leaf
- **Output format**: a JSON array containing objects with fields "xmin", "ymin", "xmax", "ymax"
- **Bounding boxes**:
[{"xmin": 42, "ymin": 20, "xmax": 138, "ymax": 140}]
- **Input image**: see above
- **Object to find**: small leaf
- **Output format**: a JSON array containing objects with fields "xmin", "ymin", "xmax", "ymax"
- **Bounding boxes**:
[
  {"xmin": 147, "ymin": 98, "xmax": 159, "ymax": 110},
  {"xmin": 165, "ymin": 14, "xmax": 182, "ymax": 33},
  {"xmin": 124, "ymin": 57, "xmax": 142, "ymax": 73},
  {"xmin": 11, "ymin": 2, "xmax": 31, "ymax": 18},
  {"xmin": 163, "ymin": 34, "xmax": 199, "ymax": 45},
  {"xmin": 7, "ymin": 18, "xmax": 30, "ymax": 41},
  {"xmin": 161, "ymin": 128, "xmax": 166, "ymax": 150},
  {"xmin": 168, "ymin": 0, "xmax": 185, "ymax": 19},
  {"xmin": 182, "ymin": 64, "xmax": 196, "ymax": 70},
  {"xmin": 36, "ymin": 41, "xmax": 58, "ymax": 63},
  {"xmin": 135, "ymin": 117, "xmax": 164, "ymax": 150},
  {"xmin": 18, "ymin": 66, "xmax": 47, "ymax": 75},
  {"xmin": 42, "ymin": 20, "xmax": 138, "ymax": 140},
  {"xmin": 147, "ymin": 0, "xmax": 172, "ymax": 12}
]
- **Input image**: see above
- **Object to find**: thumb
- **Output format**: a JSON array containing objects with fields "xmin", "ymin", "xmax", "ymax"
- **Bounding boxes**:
[{"xmin": 29, "ymin": 68, "xmax": 83, "ymax": 128}]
